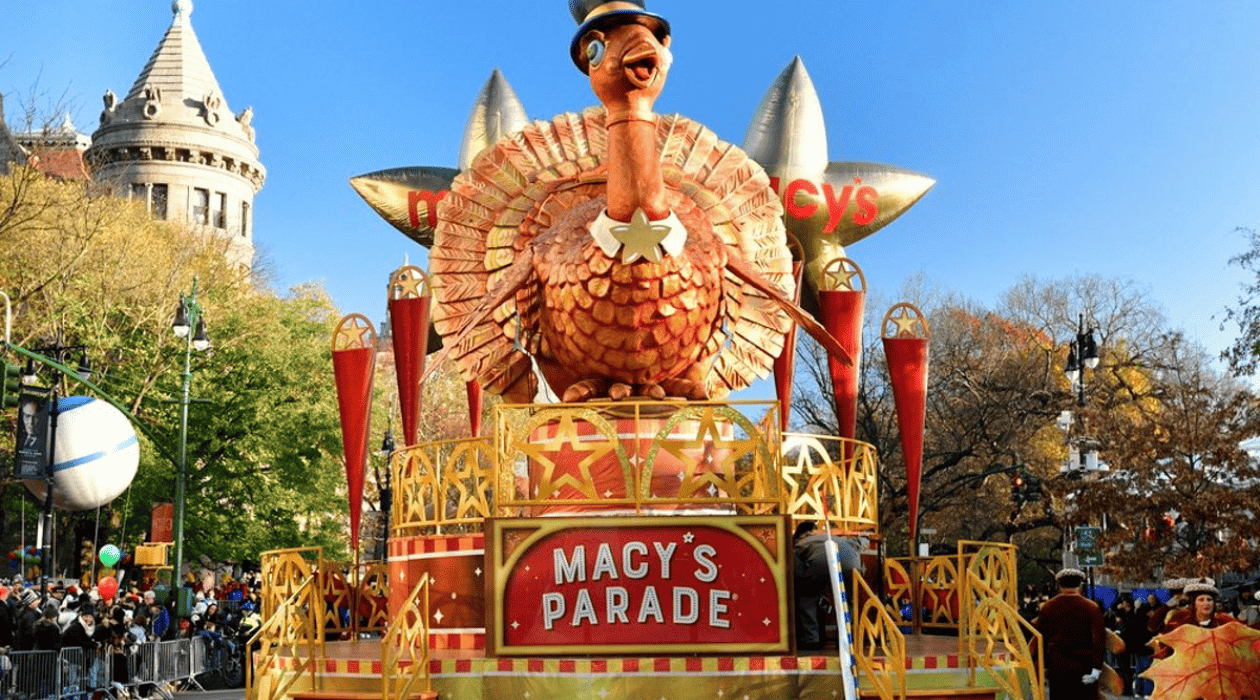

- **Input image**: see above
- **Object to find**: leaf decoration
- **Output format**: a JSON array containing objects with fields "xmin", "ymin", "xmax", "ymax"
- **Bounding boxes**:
[{"xmin": 1142, "ymin": 621, "xmax": 1260, "ymax": 700}]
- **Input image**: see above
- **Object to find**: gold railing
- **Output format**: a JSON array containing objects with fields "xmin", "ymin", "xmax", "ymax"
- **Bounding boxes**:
[
  {"xmin": 961, "ymin": 550, "xmax": 1043, "ymax": 700},
  {"xmin": 782, "ymin": 433, "xmax": 878, "ymax": 532},
  {"xmin": 495, "ymin": 401, "xmax": 782, "ymax": 514},
  {"xmin": 247, "ymin": 575, "xmax": 321, "ymax": 700},
  {"xmin": 390, "ymin": 401, "xmax": 883, "ymax": 531},
  {"xmin": 381, "ymin": 573, "xmax": 432, "ymax": 700},
  {"xmin": 850, "ymin": 569, "xmax": 906, "ymax": 700},
  {"xmin": 958, "ymin": 540, "xmax": 1019, "ymax": 610},
  {"xmin": 260, "ymin": 547, "xmax": 325, "ymax": 628},
  {"xmin": 393, "ymin": 436, "xmax": 494, "ymax": 536},
  {"xmin": 885, "ymin": 554, "xmax": 962, "ymax": 631}
]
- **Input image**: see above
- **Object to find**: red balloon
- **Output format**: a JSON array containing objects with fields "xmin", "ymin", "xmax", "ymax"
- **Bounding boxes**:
[{"xmin": 98, "ymin": 576, "xmax": 119, "ymax": 601}]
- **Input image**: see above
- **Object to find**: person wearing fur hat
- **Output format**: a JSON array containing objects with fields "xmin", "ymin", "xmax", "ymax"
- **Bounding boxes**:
[
  {"xmin": 1147, "ymin": 578, "xmax": 1189, "ymax": 635},
  {"xmin": 1033, "ymin": 568, "xmax": 1106, "ymax": 700},
  {"xmin": 1163, "ymin": 579, "xmax": 1235, "ymax": 632}
]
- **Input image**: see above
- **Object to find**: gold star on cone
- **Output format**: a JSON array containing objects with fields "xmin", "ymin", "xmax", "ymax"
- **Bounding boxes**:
[{"xmin": 610, "ymin": 208, "xmax": 672, "ymax": 263}]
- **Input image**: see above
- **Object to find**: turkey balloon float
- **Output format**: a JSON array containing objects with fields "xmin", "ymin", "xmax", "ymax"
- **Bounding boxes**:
[{"xmin": 421, "ymin": 0, "xmax": 853, "ymax": 403}]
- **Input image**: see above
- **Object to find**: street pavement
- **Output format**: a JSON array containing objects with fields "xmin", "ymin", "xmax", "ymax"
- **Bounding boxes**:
[{"xmin": 175, "ymin": 689, "xmax": 245, "ymax": 700}]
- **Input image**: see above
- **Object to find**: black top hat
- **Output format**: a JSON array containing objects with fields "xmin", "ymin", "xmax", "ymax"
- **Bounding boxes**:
[{"xmin": 569, "ymin": 0, "xmax": 671, "ymax": 72}]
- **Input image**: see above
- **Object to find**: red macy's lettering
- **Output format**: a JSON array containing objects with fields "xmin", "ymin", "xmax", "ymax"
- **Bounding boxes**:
[
  {"xmin": 407, "ymin": 190, "xmax": 447, "ymax": 229},
  {"xmin": 769, "ymin": 177, "xmax": 878, "ymax": 232}
]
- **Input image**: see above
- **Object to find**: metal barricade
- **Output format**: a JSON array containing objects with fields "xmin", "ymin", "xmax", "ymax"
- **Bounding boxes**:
[
  {"xmin": 153, "ymin": 639, "xmax": 191, "ymax": 685},
  {"xmin": 57, "ymin": 647, "xmax": 91, "ymax": 700},
  {"xmin": 0, "ymin": 638, "xmax": 232, "ymax": 700},
  {"xmin": 7, "ymin": 649, "xmax": 59, "ymax": 700}
]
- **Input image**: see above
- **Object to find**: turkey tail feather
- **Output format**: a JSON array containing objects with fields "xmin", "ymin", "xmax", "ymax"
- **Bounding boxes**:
[{"xmin": 726, "ymin": 254, "xmax": 853, "ymax": 367}]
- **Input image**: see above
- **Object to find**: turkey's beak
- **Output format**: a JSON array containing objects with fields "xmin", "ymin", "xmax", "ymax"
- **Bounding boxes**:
[{"xmin": 622, "ymin": 41, "xmax": 662, "ymax": 90}]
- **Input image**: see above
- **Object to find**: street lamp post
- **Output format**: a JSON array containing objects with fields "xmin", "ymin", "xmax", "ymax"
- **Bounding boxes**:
[
  {"xmin": 170, "ymin": 279, "xmax": 210, "ymax": 613},
  {"xmin": 1064, "ymin": 313, "xmax": 1100, "ymax": 408},
  {"xmin": 23, "ymin": 344, "xmax": 93, "ymax": 602},
  {"xmin": 1062, "ymin": 313, "xmax": 1102, "ymax": 597}
]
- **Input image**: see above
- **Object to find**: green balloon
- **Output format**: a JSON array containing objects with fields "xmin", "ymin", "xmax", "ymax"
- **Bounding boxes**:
[{"xmin": 99, "ymin": 544, "xmax": 121, "ymax": 567}]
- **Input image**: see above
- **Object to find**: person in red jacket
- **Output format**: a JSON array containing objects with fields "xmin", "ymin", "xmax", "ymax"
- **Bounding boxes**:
[
  {"xmin": 1162, "ymin": 579, "xmax": 1235, "ymax": 632},
  {"xmin": 1034, "ymin": 568, "xmax": 1106, "ymax": 700}
]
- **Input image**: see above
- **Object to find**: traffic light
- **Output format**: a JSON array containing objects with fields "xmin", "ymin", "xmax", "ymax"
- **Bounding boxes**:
[
  {"xmin": 1, "ymin": 361, "xmax": 20, "ymax": 408},
  {"xmin": 1024, "ymin": 475, "xmax": 1042, "ymax": 502},
  {"xmin": 1011, "ymin": 471, "xmax": 1042, "ymax": 504}
]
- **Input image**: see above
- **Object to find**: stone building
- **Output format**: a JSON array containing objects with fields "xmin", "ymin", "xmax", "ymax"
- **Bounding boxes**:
[{"xmin": 86, "ymin": 0, "xmax": 265, "ymax": 269}]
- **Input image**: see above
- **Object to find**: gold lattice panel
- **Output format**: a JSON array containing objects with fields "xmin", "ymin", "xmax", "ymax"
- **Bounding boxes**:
[
  {"xmin": 495, "ymin": 401, "xmax": 781, "ymax": 515},
  {"xmin": 393, "ymin": 437, "xmax": 494, "ymax": 535},
  {"xmin": 260, "ymin": 548, "xmax": 320, "ymax": 621},
  {"xmin": 781, "ymin": 433, "xmax": 878, "ymax": 531}
]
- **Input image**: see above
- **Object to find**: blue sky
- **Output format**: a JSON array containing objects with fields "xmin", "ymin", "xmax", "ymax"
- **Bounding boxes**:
[{"xmin": 5, "ymin": 1, "xmax": 1260, "ymax": 389}]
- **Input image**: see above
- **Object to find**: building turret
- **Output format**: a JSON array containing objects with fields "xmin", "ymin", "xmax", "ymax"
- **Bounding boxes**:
[{"xmin": 88, "ymin": 0, "xmax": 264, "ymax": 268}]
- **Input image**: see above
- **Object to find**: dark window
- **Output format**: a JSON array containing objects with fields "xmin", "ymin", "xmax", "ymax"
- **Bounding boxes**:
[
  {"xmin": 152, "ymin": 184, "xmax": 168, "ymax": 220},
  {"xmin": 130, "ymin": 183, "xmax": 147, "ymax": 201},
  {"xmin": 241, "ymin": 201, "xmax": 250, "ymax": 238},
  {"xmin": 212, "ymin": 192, "xmax": 226, "ymax": 228},
  {"xmin": 193, "ymin": 188, "xmax": 209, "ymax": 225}
]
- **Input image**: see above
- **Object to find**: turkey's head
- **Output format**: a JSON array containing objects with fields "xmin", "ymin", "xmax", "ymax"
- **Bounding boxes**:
[{"xmin": 579, "ymin": 19, "xmax": 673, "ymax": 118}]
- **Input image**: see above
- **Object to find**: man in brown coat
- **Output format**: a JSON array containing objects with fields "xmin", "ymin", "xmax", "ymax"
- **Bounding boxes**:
[{"xmin": 1034, "ymin": 568, "xmax": 1105, "ymax": 700}]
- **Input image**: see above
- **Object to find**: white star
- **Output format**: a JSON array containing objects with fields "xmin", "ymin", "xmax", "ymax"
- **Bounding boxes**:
[
  {"xmin": 598, "ymin": 690, "xmax": 609, "ymax": 699},
  {"xmin": 763, "ymin": 618, "xmax": 771, "ymax": 626},
  {"xmin": 759, "ymin": 577, "xmax": 765, "ymax": 583},
  {"xmin": 475, "ymin": 567, "xmax": 482, "ymax": 576},
  {"xmin": 717, "ymin": 692, "xmax": 724, "ymax": 698},
  {"xmin": 451, "ymin": 592, "xmax": 458, "ymax": 599},
  {"xmin": 524, "ymin": 693, "xmax": 530, "ymax": 699},
  {"xmin": 433, "ymin": 609, "xmax": 444, "ymax": 624},
  {"xmin": 706, "ymin": 485, "xmax": 718, "ymax": 496},
  {"xmin": 683, "ymin": 532, "xmax": 695, "ymax": 543},
  {"xmin": 511, "ymin": 620, "xmax": 520, "ymax": 629},
  {"xmin": 604, "ymin": 489, "xmax": 614, "ymax": 497}
]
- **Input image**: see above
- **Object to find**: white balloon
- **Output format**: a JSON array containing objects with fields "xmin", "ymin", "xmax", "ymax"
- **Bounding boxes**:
[{"xmin": 23, "ymin": 396, "xmax": 140, "ymax": 511}]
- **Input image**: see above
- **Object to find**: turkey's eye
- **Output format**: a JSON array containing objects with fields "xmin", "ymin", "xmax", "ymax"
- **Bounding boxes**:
[{"xmin": 586, "ymin": 39, "xmax": 606, "ymax": 68}]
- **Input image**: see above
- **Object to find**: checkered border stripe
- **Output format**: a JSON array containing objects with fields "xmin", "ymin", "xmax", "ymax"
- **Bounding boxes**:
[
  {"xmin": 388, "ymin": 534, "xmax": 484, "ymax": 557},
  {"xmin": 269, "ymin": 652, "xmax": 995, "ymax": 676}
]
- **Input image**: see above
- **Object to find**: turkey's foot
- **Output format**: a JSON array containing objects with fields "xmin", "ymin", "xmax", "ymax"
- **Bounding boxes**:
[
  {"xmin": 639, "ymin": 383, "xmax": 667, "ymax": 400},
  {"xmin": 608, "ymin": 382, "xmax": 633, "ymax": 401},
  {"xmin": 563, "ymin": 378, "xmax": 610, "ymax": 403},
  {"xmin": 658, "ymin": 378, "xmax": 709, "ymax": 400}
]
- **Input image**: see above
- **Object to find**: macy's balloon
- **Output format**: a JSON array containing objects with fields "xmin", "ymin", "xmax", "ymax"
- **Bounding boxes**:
[
  {"xmin": 22, "ymin": 396, "xmax": 140, "ymax": 511},
  {"xmin": 744, "ymin": 57, "xmax": 935, "ymax": 309}
]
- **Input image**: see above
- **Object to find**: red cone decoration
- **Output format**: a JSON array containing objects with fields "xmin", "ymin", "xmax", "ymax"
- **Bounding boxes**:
[
  {"xmin": 332, "ymin": 314, "xmax": 377, "ymax": 550},
  {"xmin": 772, "ymin": 258, "xmax": 805, "ymax": 432},
  {"xmin": 467, "ymin": 380, "xmax": 483, "ymax": 437},
  {"xmin": 387, "ymin": 265, "xmax": 431, "ymax": 447},
  {"xmin": 816, "ymin": 258, "xmax": 866, "ymax": 440},
  {"xmin": 880, "ymin": 303, "xmax": 930, "ymax": 556}
]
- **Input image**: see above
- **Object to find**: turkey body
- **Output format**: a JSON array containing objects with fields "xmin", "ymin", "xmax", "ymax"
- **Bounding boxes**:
[
  {"xmin": 534, "ymin": 195, "xmax": 726, "ymax": 396},
  {"xmin": 431, "ymin": 108, "xmax": 795, "ymax": 404}
]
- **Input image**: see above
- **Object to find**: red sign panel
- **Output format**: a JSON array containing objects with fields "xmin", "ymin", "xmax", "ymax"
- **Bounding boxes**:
[
  {"xmin": 489, "ymin": 516, "xmax": 789, "ymax": 655},
  {"xmin": 151, "ymin": 503, "xmax": 174, "ymax": 543}
]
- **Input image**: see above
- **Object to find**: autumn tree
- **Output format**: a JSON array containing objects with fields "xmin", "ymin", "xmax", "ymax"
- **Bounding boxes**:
[
  {"xmin": 0, "ymin": 163, "xmax": 352, "ymax": 575},
  {"xmin": 790, "ymin": 274, "xmax": 1233, "ymax": 585},
  {"xmin": 1075, "ymin": 338, "xmax": 1260, "ymax": 580}
]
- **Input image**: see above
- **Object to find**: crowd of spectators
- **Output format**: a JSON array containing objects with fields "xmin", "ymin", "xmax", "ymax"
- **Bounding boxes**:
[
  {"xmin": 0, "ymin": 573, "xmax": 263, "ymax": 692},
  {"xmin": 1020, "ymin": 576, "xmax": 1260, "ymax": 699}
]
